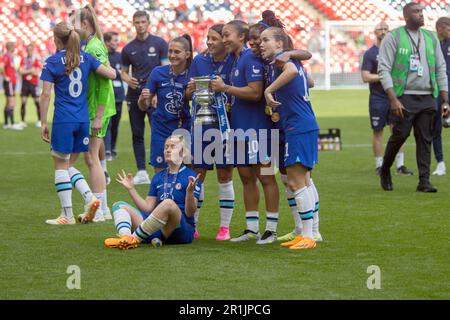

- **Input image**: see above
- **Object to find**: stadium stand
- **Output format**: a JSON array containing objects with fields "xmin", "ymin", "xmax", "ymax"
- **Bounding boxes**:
[{"xmin": 0, "ymin": 0, "xmax": 448, "ymax": 85}]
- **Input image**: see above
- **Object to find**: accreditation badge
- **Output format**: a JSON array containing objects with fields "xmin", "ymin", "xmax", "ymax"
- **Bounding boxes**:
[{"xmin": 410, "ymin": 54, "xmax": 420, "ymax": 72}]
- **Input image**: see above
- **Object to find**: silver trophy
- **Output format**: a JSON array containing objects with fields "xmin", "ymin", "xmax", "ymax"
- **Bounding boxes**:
[{"xmin": 193, "ymin": 76, "xmax": 218, "ymax": 126}]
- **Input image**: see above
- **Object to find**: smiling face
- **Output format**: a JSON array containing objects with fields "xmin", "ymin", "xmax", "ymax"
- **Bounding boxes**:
[
  {"xmin": 168, "ymin": 41, "xmax": 190, "ymax": 68},
  {"xmin": 206, "ymin": 29, "xmax": 226, "ymax": 57},
  {"xmin": 249, "ymin": 27, "xmax": 263, "ymax": 56},
  {"xmin": 222, "ymin": 24, "xmax": 245, "ymax": 54},
  {"xmin": 260, "ymin": 29, "xmax": 282, "ymax": 60}
]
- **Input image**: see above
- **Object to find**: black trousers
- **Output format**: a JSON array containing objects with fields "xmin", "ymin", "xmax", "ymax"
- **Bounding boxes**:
[
  {"xmin": 381, "ymin": 95, "xmax": 436, "ymax": 185},
  {"xmin": 105, "ymin": 101, "xmax": 123, "ymax": 154},
  {"xmin": 127, "ymin": 97, "xmax": 154, "ymax": 171}
]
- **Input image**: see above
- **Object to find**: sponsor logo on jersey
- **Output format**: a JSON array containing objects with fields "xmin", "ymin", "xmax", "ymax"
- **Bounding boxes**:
[
  {"xmin": 252, "ymin": 65, "xmax": 261, "ymax": 74},
  {"xmin": 164, "ymin": 91, "xmax": 184, "ymax": 114},
  {"xmin": 234, "ymin": 69, "xmax": 239, "ymax": 77}
]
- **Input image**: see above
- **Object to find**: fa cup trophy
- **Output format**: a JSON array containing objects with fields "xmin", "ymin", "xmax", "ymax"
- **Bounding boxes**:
[{"xmin": 193, "ymin": 76, "xmax": 218, "ymax": 126}]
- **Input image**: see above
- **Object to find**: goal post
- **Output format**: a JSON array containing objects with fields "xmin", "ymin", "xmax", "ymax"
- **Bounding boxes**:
[{"xmin": 323, "ymin": 20, "xmax": 407, "ymax": 90}]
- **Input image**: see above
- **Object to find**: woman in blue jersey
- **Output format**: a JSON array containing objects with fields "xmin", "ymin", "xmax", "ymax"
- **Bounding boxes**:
[
  {"xmin": 185, "ymin": 24, "xmax": 236, "ymax": 241},
  {"xmin": 210, "ymin": 20, "xmax": 280, "ymax": 244},
  {"xmin": 138, "ymin": 35, "xmax": 192, "ymax": 173},
  {"xmin": 104, "ymin": 135, "xmax": 201, "ymax": 249},
  {"xmin": 261, "ymin": 27, "xmax": 319, "ymax": 250},
  {"xmin": 249, "ymin": 12, "xmax": 322, "ymax": 244},
  {"xmin": 40, "ymin": 22, "xmax": 116, "ymax": 225}
]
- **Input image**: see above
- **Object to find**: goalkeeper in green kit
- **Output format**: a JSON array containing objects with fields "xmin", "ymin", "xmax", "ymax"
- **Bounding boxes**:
[{"xmin": 68, "ymin": 4, "xmax": 116, "ymax": 222}]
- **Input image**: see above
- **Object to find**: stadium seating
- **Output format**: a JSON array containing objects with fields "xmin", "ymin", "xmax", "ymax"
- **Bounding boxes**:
[
  {"xmin": 306, "ymin": 0, "xmax": 390, "ymax": 21},
  {"xmin": 1, "ymin": 0, "xmax": 448, "ymax": 75}
]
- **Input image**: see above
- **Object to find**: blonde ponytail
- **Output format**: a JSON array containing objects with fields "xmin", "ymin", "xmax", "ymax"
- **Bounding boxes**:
[
  {"xmin": 81, "ymin": 4, "xmax": 104, "ymax": 43},
  {"xmin": 54, "ymin": 22, "xmax": 80, "ymax": 75}
]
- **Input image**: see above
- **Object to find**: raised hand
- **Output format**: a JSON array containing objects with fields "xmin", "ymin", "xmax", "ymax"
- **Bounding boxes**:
[
  {"xmin": 116, "ymin": 169, "xmax": 135, "ymax": 190},
  {"xmin": 187, "ymin": 174, "xmax": 201, "ymax": 194}
]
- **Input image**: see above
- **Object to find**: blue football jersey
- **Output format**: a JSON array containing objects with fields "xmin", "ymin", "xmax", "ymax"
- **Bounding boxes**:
[
  {"xmin": 268, "ymin": 55, "xmax": 319, "ymax": 136},
  {"xmin": 229, "ymin": 48, "xmax": 272, "ymax": 133},
  {"xmin": 148, "ymin": 165, "xmax": 201, "ymax": 224},
  {"xmin": 40, "ymin": 50, "xmax": 101, "ymax": 123},
  {"xmin": 188, "ymin": 53, "xmax": 234, "ymax": 111},
  {"xmin": 145, "ymin": 65, "xmax": 191, "ymax": 138}
]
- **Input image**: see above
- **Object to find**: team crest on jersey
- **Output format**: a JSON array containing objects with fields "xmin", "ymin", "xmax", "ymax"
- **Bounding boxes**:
[
  {"xmin": 164, "ymin": 91, "xmax": 184, "ymax": 114},
  {"xmin": 157, "ymin": 156, "xmax": 163, "ymax": 163},
  {"xmin": 149, "ymin": 47, "xmax": 156, "ymax": 53},
  {"xmin": 83, "ymin": 137, "xmax": 90, "ymax": 145},
  {"xmin": 175, "ymin": 183, "xmax": 182, "ymax": 190},
  {"xmin": 252, "ymin": 65, "xmax": 261, "ymax": 74},
  {"xmin": 372, "ymin": 120, "xmax": 379, "ymax": 127}
]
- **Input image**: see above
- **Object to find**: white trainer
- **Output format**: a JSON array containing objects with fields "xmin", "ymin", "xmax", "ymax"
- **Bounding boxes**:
[
  {"xmin": 3, "ymin": 124, "xmax": 11, "ymax": 129},
  {"xmin": 10, "ymin": 123, "xmax": 24, "ymax": 130},
  {"xmin": 103, "ymin": 207, "xmax": 113, "ymax": 220},
  {"xmin": 93, "ymin": 208, "xmax": 105, "ymax": 223},
  {"xmin": 432, "ymin": 162, "xmax": 446, "ymax": 176},
  {"xmin": 133, "ymin": 170, "xmax": 150, "ymax": 185},
  {"xmin": 46, "ymin": 216, "xmax": 76, "ymax": 225},
  {"xmin": 35, "ymin": 120, "xmax": 42, "ymax": 128}
]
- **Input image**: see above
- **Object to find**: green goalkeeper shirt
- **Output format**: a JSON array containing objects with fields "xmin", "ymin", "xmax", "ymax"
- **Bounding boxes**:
[{"xmin": 84, "ymin": 36, "xmax": 116, "ymax": 120}]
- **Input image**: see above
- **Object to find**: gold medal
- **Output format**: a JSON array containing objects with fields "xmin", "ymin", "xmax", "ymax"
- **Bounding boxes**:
[
  {"xmin": 265, "ymin": 105, "xmax": 273, "ymax": 116},
  {"xmin": 225, "ymin": 103, "xmax": 231, "ymax": 113},
  {"xmin": 271, "ymin": 112, "xmax": 280, "ymax": 122}
]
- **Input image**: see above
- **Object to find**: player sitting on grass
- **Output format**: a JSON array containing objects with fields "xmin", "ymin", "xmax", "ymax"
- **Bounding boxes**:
[
  {"xmin": 105, "ymin": 135, "xmax": 201, "ymax": 249},
  {"xmin": 40, "ymin": 22, "xmax": 116, "ymax": 225}
]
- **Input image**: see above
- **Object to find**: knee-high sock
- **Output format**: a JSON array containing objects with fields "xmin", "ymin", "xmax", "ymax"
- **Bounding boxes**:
[
  {"xmin": 294, "ymin": 186, "xmax": 314, "ymax": 239},
  {"xmin": 55, "ymin": 169, "xmax": 73, "ymax": 219},
  {"xmin": 245, "ymin": 211, "xmax": 259, "ymax": 233},
  {"xmin": 281, "ymin": 174, "xmax": 302, "ymax": 234},
  {"xmin": 310, "ymin": 179, "xmax": 320, "ymax": 235},
  {"xmin": 219, "ymin": 181, "xmax": 234, "ymax": 228},
  {"xmin": 68, "ymin": 167, "xmax": 93, "ymax": 204},
  {"xmin": 194, "ymin": 185, "xmax": 204, "ymax": 225},
  {"xmin": 35, "ymin": 101, "xmax": 40, "ymax": 120},
  {"xmin": 21, "ymin": 102, "xmax": 26, "ymax": 122},
  {"xmin": 101, "ymin": 189, "xmax": 108, "ymax": 213},
  {"xmin": 113, "ymin": 208, "xmax": 132, "ymax": 236},
  {"xmin": 7, "ymin": 109, "xmax": 14, "ymax": 124},
  {"xmin": 134, "ymin": 215, "xmax": 166, "ymax": 242}
]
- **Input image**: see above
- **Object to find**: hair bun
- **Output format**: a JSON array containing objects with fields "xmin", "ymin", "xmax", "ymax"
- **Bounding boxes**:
[
  {"xmin": 67, "ymin": 24, "xmax": 75, "ymax": 31},
  {"xmin": 262, "ymin": 10, "xmax": 276, "ymax": 20}
]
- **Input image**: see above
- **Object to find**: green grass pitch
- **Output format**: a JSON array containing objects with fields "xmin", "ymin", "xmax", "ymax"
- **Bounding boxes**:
[{"xmin": 1, "ymin": 89, "xmax": 449, "ymax": 299}]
